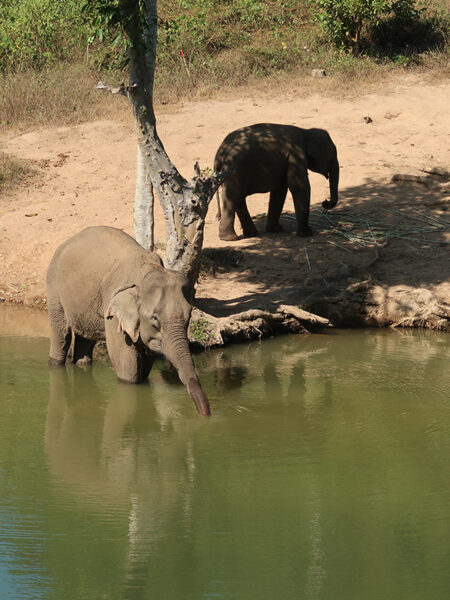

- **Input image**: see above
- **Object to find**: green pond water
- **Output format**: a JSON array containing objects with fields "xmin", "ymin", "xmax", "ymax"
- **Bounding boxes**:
[{"xmin": 0, "ymin": 314, "xmax": 449, "ymax": 600}]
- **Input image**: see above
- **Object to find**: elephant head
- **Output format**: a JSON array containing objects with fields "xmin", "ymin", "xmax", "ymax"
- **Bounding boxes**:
[
  {"xmin": 305, "ymin": 128, "xmax": 340, "ymax": 210},
  {"xmin": 106, "ymin": 268, "xmax": 210, "ymax": 416}
]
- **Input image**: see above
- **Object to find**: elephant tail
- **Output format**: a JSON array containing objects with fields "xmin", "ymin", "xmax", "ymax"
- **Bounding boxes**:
[
  {"xmin": 216, "ymin": 187, "xmax": 221, "ymax": 221},
  {"xmin": 214, "ymin": 157, "xmax": 222, "ymax": 221}
]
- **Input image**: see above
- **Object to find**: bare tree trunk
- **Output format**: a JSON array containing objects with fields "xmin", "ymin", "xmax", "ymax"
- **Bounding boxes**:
[
  {"xmin": 118, "ymin": 0, "xmax": 227, "ymax": 287},
  {"xmin": 134, "ymin": 143, "xmax": 154, "ymax": 250}
]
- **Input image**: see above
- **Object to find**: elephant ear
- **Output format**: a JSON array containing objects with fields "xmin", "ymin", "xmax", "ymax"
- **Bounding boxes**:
[
  {"xmin": 305, "ymin": 129, "xmax": 330, "ymax": 175},
  {"xmin": 105, "ymin": 285, "xmax": 140, "ymax": 343}
]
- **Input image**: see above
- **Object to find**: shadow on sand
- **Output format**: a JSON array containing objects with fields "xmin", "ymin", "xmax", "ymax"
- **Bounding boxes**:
[{"xmin": 198, "ymin": 172, "xmax": 449, "ymax": 328}]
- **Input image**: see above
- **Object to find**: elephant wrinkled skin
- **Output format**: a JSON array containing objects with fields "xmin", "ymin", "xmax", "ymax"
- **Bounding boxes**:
[
  {"xmin": 46, "ymin": 226, "xmax": 210, "ymax": 416},
  {"xmin": 214, "ymin": 123, "xmax": 340, "ymax": 241}
]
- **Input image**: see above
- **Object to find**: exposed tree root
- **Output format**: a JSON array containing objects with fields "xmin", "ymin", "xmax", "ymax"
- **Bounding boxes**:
[
  {"xmin": 188, "ymin": 305, "xmax": 332, "ymax": 348},
  {"xmin": 187, "ymin": 280, "xmax": 449, "ymax": 352}
]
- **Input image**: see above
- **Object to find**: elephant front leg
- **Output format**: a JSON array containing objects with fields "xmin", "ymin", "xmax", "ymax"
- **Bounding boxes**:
[
  {"xmin": 105, "ymin": 318, "xmax": 148, "ymax": 383},
  {"xmin": 266, "ymin": 186, "xmax": 287, "ymax": 233},
  {"xmin": 291, "ymin": 183, "xmax": 313, "ymax": 237},
  {"xmin": 48, "ymin": 301, "xmax": 72, "ymax": 366}
]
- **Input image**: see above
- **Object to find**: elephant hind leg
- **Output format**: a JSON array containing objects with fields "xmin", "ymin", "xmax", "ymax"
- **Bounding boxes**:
[
  {"xmin": 73, "ymin": 334, "xmax": 96, "ymax": 366},
  {"xmin": 237, "ymin": 208, "xmax": 259, "ymax": 238},
  {"xmin": 236, "ymin": 199, "xmax": 259, "ymax": 238},
  {"xmin": 218, "ymin": 198, "xmax": 239, "ymax": 241},
  {"xmin": 218, "ymin": 187, "xmax": 257, "ymax": 241},
  {"xmin": 266, "ymin": 186, "xmax": 287, "ymax": 233},
  {"xmin": 48, "ymin": 301, "xmax": 72, "ymax": 367}
]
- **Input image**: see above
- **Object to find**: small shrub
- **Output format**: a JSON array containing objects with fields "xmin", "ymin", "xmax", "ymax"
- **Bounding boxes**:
[
  {"xmin": 309, "ymin": 0, "xmax": 424, "ymax": 53},
  {"xmin": 189, "ymin": 318, "xmax": 215, "ymax": 345},
  {"xmin": 368, "ymin": 4, "xmax": 449, "ymax": 57},
  {"xmin": 0, "ymin": 153, "xmax": 35, "ymax": 191}
]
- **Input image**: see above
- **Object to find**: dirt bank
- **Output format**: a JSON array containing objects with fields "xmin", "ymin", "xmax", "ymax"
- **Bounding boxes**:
[{"xmin": 1, "ymin": 73, "xmax": 449, "ymax": 338}]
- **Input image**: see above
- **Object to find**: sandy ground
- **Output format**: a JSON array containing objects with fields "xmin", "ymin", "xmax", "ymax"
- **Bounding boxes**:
[{"xmin": 0, "ymin": 73, "xmax": 449, "ymax": 330}]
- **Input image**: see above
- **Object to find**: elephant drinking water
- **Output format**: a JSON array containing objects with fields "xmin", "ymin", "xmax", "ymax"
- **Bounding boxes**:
[
  {"xmin": 46, "ymin": 226, "xmax": 210, "ymax": 416},
  {"xmin": 214, "ymin": 123, "xmax": 340, "ymax": 241}
]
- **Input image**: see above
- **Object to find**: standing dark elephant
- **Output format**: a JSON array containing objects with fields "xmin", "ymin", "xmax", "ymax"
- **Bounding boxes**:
[
  {"xmin": 46, "ymin": 226, "xmax": 210, "ymax": 416},
  {"xmin": 214, "ymin": 123, "xmax": 340, "ymax": 241}
]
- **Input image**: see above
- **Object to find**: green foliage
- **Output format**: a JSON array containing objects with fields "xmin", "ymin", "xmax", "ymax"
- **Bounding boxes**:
[
  {"xmin": 189, "ymin": 318, "xmax": 215, "ymax": 345},
  {"xmin": 0, "ymin": 0, "xmax": 88, "ymax": 71},
  {"xmin": 369, "ymin": 3, "xmax": 449, "ymax": 58},
  {"xmin": 309, "ymin": 0, "xmax": 424, "ymax": 52},
  {"xmin": 81, "ymin": 0, "xmax": 140, "ymax": 69},
  {"xmin": 1, "ymin": 0, "xmax": 447, "ymax": 75},
  {"xmin": 0, "ymin": 0, "xmax": 448, "ymax": 118}
]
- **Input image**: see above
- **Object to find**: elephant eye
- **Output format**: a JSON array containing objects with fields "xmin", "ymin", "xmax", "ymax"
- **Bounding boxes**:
[{"xmin": 151, "ymin": 314, "xmax": 160, "ymax": 329}]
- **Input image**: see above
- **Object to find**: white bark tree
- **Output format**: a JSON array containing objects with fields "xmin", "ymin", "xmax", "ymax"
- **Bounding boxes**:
[
  {"xmin": 134, "ymin": 143, "xmax": 154, "ymax": 250},
  {"xmin": 101, "ymin": 0, "xmax": 227, "ymax": 288}
]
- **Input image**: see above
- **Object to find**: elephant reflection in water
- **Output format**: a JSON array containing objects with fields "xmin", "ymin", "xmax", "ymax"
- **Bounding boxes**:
[
  {"xmin": 45, "ymin": 367, "xmax": 203, "ymax": 592},
  {"xmin": 210, "ymin": 351, "xmax": 248, "ymax": 393},
  {"xmin": 45, "ymin": 341, "xmax": 334, "ymax": 596},
  {"xmin": 201, "ymin": 340, "xmax": 332, "ymax": 597},
  {"xmin": 201, "ymin": 339, "xmax": 332, "ymax": 414}
]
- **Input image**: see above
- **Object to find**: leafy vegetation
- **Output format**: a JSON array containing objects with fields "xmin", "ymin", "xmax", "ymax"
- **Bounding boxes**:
[
  {"xmin": 1, "ymin": 0, "xmax": 447, "ymax": 72},
  {"xmin": 309, "ymin": 0, "xmax": 419, "ymax": 53},
  {"xmin": 189, "ymin": 317, "xmax": 215, "ymax": 345},
  {"xmin": 0, "ymin": 0, "xmax": 448, "ymax": 129},
  {"xmin": 0, "ymin": 0, "xmax": 87, "ymax": 71},
  {"xmin": 310, "ymin": 0, "xmax": 449, "ymax": 57}
]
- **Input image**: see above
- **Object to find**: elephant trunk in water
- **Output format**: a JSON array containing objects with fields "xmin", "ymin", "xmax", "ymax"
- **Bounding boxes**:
[
  {"xmin": 161, "ymin": 318, "xmax": 211, "ymax": 416},
  {"xmin": 322, "ymin": 157, "xmax": 340, "ymax": 210}
]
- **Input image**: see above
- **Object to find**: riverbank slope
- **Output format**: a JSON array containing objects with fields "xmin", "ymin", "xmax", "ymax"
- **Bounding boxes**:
[{"xmin": 1, "ymin": 73, "xmax": 449, "ymax": 335}]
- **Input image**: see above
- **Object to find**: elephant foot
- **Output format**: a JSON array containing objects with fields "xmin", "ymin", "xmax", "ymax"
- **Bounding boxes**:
[
  {"xmin": 297, "ymin": 226, "xmax": 314, "ymax": 238},
  {"xmin": 242, "ymin": 225, "xmax": 259, "ymax": 238},
  {"xmin": 74, "ymin": 356, "xmax": 93, "ymax": 366},
  {"xmin": 117, "ymin": 375, "xmax": 138, "ymax": 384},
  {"xmin": 48, "ymin": 356, "xmax": 66, "ymax": 367},
  {"xmin": 322, "ymin": 199, "xmax": 337, "ymax": 210},
  {"xmin": 219, "ymin": 231, "xmax": 240, "ymax": 242},
  {"xmin": 266, "ymin": 223, "xmax": 284, "ymax": 233}
]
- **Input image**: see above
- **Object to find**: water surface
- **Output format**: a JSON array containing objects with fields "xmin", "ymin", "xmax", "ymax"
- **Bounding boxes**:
[{"xmin": 0, "ymin": 321, "xmax": 449, "ymax": 600}]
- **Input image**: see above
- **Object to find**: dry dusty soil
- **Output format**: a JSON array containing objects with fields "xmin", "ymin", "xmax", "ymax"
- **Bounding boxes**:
[{"xmin": 1, "ymin": 73, "xmax": 449, "ymax": 338}]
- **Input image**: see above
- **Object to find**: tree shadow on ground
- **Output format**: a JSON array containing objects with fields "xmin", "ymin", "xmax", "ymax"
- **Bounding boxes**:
[{"xmin": 198, "ymin": 172, "xmax": 449, "ymax": 319}]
